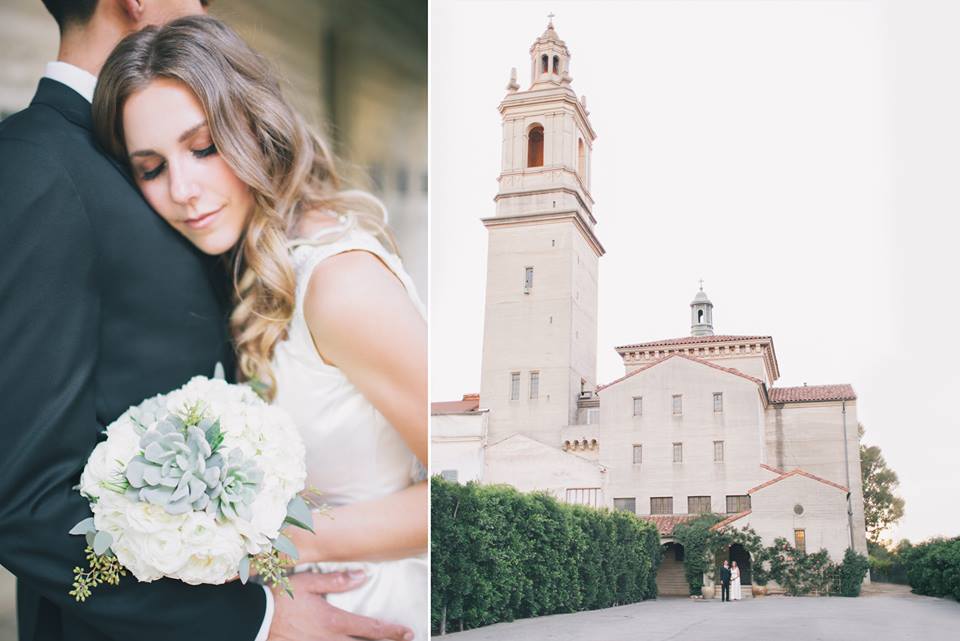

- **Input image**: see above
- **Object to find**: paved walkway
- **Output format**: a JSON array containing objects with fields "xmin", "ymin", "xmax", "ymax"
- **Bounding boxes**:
[{"xmin": 432, "ymin": 585, "xmax": 960, "ymax": 641}]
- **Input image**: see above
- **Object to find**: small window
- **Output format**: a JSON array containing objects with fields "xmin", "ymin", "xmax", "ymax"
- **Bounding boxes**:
[
  {"xmin": 440, "ymin": 469, "xmax": 459, "ymax": 482},
  {"xmin": 613, "ymin": 497, "xmax": 636, "ymax": 513},
  {"xmin": 510, "ymin": 372, "xmax": 520, "ymax": 401},
  {"xmin": 552, "ymin": 54, "xmax": 560, "ymax": 74},
  {"xmin": 713, "ymin": 392, "xmax": 723, "ymax": 413},
  {"xmin": 529, "ymin": 371, "xmax": 539, "ymax": 399},
  {"xmin": 688, "ymin": 496, "xmax": 712, "ymax": 514},
  {"xmin": 673, "ymin": 442, "xmax": 683, "ymax": 463},
  {"xmin": 527, "ymin": 126, "xmax": 544, "ymax": 167},
  {"xmin": 672, "ymin": 394, "xmax": 683, "ymax": 415},
  {"xmin": 565, "ymin": 487, "xmax": 601, "ymax": 508},
  {"xmin": 586, "ymin": 407, "xmax": 600, "ymax": 424},
  {"xmin": 632, "ymin": 396, "xmax": 643, "ymax": 416},
  {"xmin": 650, "ymin": 496, "xmax": 673, "ymax": 515},
  {"xmin": 698, "ymin": 309, "xmax": 704, "ymax": 323},
  {"xmin": 541, "ymin": 54, "xmax": 549, "ymax": 74},
  {"xmin": 714, "ymin": 440, "xmax": 724, "ymax": 462},
  {"xmin": 794, "ymin": 529, "xmax": 806, "ymax": 554},
  {"xmin": 632, "ymin": 444, "xmax": 642, "ymax": 464},
  {"xmin": 726, "ymin": 495, "xmax": 752, "ymax": 513},
  {"xmin": 524, "ymin": 266, "xmax": 534, "ymax": 291}
]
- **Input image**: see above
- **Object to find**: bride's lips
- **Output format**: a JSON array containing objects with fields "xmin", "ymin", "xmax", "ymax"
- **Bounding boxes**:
[{"xmin": 183, "ymin": 205, "xmax": 224, "ymax": 230}]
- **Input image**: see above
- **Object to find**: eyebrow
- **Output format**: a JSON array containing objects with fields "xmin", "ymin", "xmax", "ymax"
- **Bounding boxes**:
[{"xmin": 128, "ymin": 121, "xmax": 208, "ymax": 159}]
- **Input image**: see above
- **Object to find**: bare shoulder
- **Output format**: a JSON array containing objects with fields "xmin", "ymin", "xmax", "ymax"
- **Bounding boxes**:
[{"xmin": 303, "ymin": 250, "xmax": 408, "ymax": 333}]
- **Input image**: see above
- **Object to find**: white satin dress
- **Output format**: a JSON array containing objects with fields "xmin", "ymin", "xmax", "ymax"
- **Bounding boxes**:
[{"xmin": 271, "ymin": 225, "xmax": 427, "ymax": 640}]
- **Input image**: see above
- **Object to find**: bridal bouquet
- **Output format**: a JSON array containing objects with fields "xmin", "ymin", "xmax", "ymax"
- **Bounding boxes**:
[{"xmin": 69, "ymin": 368, "xmax": 314, "ymax": 601}]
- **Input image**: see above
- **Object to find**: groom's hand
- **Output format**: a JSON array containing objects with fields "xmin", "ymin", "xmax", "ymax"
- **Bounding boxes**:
[{"xmin": 268, "ymin": 570, "xmax": 414, "ymax": 641}]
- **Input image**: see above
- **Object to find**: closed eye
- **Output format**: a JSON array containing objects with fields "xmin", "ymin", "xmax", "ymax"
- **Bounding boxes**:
[
  {"xmin": 193, "ymin": 144, "xmax": 217, "ymax": 159},
  {"xmin": 138, "ymin": 145, "xmax": 217, "ymax": 181}
]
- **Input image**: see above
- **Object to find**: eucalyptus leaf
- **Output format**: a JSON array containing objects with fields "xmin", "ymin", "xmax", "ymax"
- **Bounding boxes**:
[
  {"xmin": 284, "ymin": 496, "xmax": 315, "ymax": 533},
  {"xmin": 69, "ymin": 517, "xmax": 96, "ymax": 536},
  {"xmin": 238, "ymin": 556, "xmax": 250, "ymax": 584},
  {"xmin": 272, "ymin": 533, "xmax": 299, "ymax": 560},
  {"xmin": 92, "ymin": 530, "xmax": 113, "ymax": 556}
]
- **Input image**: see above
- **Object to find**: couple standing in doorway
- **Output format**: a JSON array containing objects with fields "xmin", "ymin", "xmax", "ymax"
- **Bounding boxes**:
[{"xmin": 720, "ymin": 560, "xmax": 743, "ymax": 601}]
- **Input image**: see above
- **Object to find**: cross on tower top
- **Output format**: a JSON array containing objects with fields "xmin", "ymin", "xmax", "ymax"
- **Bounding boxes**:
[
  {"xmin": 547, "ymin": 12, "xmax": 555, "ymax": 26},
  {"xmin": 699, "ymin": 278, "xmax": 704, "ymax": 291}
]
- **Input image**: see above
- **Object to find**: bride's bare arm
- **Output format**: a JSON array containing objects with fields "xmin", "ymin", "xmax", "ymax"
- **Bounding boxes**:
[{"xmin": 292, "ymin": 249, "xmax": 427, "ymax": 561}]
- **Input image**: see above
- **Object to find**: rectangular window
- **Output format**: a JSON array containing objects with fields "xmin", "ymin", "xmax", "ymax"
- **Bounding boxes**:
[
  {"xmin": 713, "ymin": 392, "xmax": 723, "ymax": 413},
  {"xmin": 632, "ymin": 444, "xmax": 642, "ymax": 464},
  {"xmin": 529, "ymin": 371, "xmax": 539, "ymax": 399},
  {"xmin": 565, "ymin": 487, "xmax": 601, "ymax": 508},
  {"xmin": 714, "ymin": 440, "xmax": 724, "ymax": 462},
  {"xmin": 794, "ymin": 529, "xmax": 806, "ymax": 554},
  {"xmin": 510, "ymin": 372, "xmax": 520, "ymax": 401},
  {"xmin": 632, "ymin": 396, "xmax": 643, "ymax": 416},
  {"xmin": 524, "ymin": 266, "xmax": 534, "ymax": 291},
  {"xmin": 650, "ymin": 496, "xmax": 674, "ymax": 515},
  {"xmin": 586, "ymin": 407, "xmax": 600, "ymax": 424},
  {"xmin": 440, "ymin": 469, "xmax": 459, "ymax": 482},
  {"xmin": 688, "ymin": 496, "xmax": 712, "ymax": 514},
  {"xmin": 613, "ymin": 497, "xmax": 636, "ymax": 513},
  {"xmin": 726, "ymin": 495, "xmax": 752, "ymax": 513},
  {"xmin": 672, "ymin": 394, "xmax": 683, "ymax": 415},
  {"xmin": 673, "ymin": 442, "xmax": 683, "ymax": 463}
]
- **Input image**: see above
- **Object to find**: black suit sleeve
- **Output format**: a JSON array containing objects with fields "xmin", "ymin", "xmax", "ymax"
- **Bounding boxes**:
[{"xmin": 0, "ymin": 138, "xmax": 267, "ymax": 640}]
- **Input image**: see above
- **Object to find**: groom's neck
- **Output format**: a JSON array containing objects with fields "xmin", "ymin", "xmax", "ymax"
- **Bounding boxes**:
[{"xmin": 56, "ymin": 19, "xmax": 131, "ymax": 77}]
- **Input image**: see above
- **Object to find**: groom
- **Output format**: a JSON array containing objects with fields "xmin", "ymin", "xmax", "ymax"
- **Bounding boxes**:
[
  {"xmin": 0, "ymin": 2, "xmax": 410, "ymax": 640},
  {"xmin": 720, "ymin": 560, "xmax": 731, "ymax": 602}
]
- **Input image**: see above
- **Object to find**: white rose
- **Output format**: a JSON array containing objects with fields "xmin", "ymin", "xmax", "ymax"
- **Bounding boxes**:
[{"xmin": 175, "ymin": 524, "xmax": 246, "ymax": 585}]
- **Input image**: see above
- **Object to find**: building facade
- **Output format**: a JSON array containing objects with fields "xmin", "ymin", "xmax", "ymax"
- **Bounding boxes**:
[{"xmin": 431, "ymin": 20, "xmax": 868, "ymax": 595}]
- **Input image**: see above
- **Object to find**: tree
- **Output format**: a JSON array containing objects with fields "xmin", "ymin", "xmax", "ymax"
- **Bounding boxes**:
[{"xmin": 859, "ymin": 425, "xmax": 905, "ymax": 544}]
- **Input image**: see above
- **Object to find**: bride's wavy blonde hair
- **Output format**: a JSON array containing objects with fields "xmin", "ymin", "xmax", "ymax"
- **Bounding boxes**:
[{"xmin": 93, "ymin": 14, "xmax": 396, "ymax": 400}]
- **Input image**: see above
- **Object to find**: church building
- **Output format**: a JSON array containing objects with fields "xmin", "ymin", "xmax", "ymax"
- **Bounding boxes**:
[{"xmin": 431, "ymin": 19, "xmax": 868, "ymax": 596}]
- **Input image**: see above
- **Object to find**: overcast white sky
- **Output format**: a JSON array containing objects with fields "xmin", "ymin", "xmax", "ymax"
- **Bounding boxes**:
[{"xmin": 430, "ymin": 0, "xmax": 960, "ymax": 543}]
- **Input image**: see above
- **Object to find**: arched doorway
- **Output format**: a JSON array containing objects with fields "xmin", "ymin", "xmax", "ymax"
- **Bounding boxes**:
[
  {"xmin": 728, "ymin": 543, "xmax": 752, "ymax": 586},
  {"xmin": 657, "ymin": 542, "xmax": 688, "ymax": 596}
]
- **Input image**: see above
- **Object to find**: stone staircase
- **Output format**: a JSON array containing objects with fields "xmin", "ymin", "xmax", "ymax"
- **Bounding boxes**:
[{"xmin": 656, "ymin": 560, "xmax": 689, "ymax": 596}]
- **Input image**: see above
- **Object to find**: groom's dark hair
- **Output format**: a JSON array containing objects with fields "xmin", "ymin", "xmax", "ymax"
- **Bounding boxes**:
[
  {"xmin": 41, "ymin": 0, "xmax": 98, "ymax": 32},
  {"xmin": 42, "ymin": 0, "xmax": 212, "ymax": 33}
]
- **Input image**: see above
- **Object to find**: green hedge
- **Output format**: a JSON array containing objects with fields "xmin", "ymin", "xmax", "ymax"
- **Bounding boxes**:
[
  {"xmin": 431, "ymin": 478, "xmax": 661, "ymax": 634},
  {"xmin": 902, "ymin": 537, "xmax": 960, "ymax": 600}
]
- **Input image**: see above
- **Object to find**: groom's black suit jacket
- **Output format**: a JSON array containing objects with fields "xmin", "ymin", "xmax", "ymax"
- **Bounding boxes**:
[{"xmin": 0, "ymin": 79, "xmax": 265, "ymax": 640}]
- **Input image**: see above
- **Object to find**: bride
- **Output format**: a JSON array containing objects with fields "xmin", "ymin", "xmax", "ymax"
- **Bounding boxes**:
[
  {"xmin": 92, "ymin": 15, "xmax": 427, "ymax": 640},
  {"xmin": 730, "ymin": 561, "xmax": 742, "ymax": 601}
]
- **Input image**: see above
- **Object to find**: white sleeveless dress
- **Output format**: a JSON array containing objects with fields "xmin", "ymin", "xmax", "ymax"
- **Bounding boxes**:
[{"xmin": 271, "ymin": 226, "xmax": 427, "ymax": 640}]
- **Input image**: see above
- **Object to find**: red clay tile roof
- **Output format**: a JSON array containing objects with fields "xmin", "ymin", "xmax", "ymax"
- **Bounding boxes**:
[
  {"xmin": 431, "ymin": 394, "xmax": 481, "ymax": 415},
  {"xmin": 760, "ymin": 463, "xmax": 785, "ymax": 475},
  {"xmin": 638, "ymin": 514, "xmax": 700, "ymax": 536},
  {"xmin": 769, "ymin": 384, "xmax": 856, "ymax": 403},
  {"xmin": 747, "ymin": 468, "xmax": 848, "ymax": 495},
  {"xmin": 710, "ymin": 510, "xmax": 752, "ymax": 531},
  {"xmin": 616, "ymin": 335, "xmax": 772, "ymax": 350},
  {"xmin": 597, "ymin": 353, "xmax": 766, "ymax": 392}
]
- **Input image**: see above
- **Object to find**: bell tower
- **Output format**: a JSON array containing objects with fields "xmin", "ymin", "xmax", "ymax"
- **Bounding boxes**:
[
  {"xmin": 480, "ymin": 18, "xmax": 604, "ymax": 446},
  {"xmin": 691, "ymin": 282, "xmax": 715, "ymax": 336}
]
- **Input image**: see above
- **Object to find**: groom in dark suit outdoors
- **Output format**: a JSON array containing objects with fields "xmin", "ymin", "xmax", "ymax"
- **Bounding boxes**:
[
  {"xmin": 720, "ymin": 560, "xmax": 731, "ymax": 602},
  {"xmin": 0, "ymin": 2, "xmax": 411, "ymax": 640}
]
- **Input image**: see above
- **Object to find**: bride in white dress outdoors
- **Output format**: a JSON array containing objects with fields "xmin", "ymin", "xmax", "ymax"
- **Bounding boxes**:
[
  {"xmin": 93, "ymin": 15, "xmax": 427, "ymax": 641},
  {"xmin": 730, "ymin": 561, "xmax": 742, "ymax": 601}
]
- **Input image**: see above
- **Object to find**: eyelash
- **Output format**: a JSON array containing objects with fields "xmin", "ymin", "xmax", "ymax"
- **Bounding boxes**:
[{"xmin": 140, "ymin": 144, "xmax": 218, "ymax": 181}]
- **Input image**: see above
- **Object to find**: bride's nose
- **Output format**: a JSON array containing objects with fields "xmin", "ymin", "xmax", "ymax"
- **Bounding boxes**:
[{"xmin": 168, "ymin": 161, "xmax": 201, "ymax": 205}]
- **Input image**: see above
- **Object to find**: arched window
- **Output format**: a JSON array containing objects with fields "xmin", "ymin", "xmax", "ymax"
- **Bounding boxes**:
[
  {"xmin": 553, "ymin": 55, "xmax": 560, "ymax": 74},
  {"xmin": 527, "ymin": 126, "xmax": 544, "ymax": 167},
  {"xmin": 577, "ymin": 138, "xmax": 586, "ymax": 177},
  {"xmin": 541, "ymin": 54, "xmax": 549, "ymax": 74},
  {"xmin": 698, "ymin": 309, "xmax": 704, "ymax": 323}
]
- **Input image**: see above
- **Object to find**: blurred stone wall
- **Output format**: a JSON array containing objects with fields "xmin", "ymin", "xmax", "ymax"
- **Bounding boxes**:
[{"xmin": 0, "ymin": 2, "xmax": 425, "ymax": 638}]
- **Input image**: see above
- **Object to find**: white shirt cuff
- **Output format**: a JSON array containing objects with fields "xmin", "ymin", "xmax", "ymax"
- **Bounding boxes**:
[{"xmin": 254, "ymin": 585, "xmax": 275, "ymax": 641}]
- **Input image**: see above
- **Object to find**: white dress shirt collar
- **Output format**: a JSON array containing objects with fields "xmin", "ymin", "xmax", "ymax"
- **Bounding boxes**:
[{"xmin": 43, "ymin": 61, "xmax": 98, "ymax": 103}]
